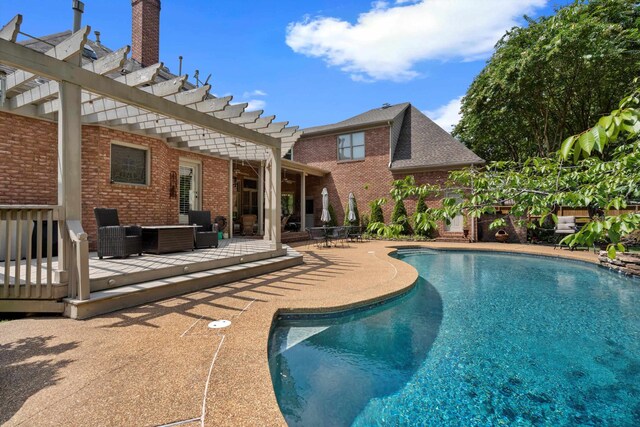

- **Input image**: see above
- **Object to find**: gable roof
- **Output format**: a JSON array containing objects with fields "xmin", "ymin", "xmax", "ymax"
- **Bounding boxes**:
[
  {"xmin": 299, "ymin": 102, "xmax": 484, "ymax": 170},
  {"xmin": 302, "ymin": 102, "xmax": 410, "ymax": 136},
  {"xmin": 390, "ymin": 106, "xmax": 484, "ymax": 170}
]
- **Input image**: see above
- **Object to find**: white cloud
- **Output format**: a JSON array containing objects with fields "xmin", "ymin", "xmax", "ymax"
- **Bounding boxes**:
[
  {"xmin": 242, "ymin": 89, "xmax": 267, "ymax": 98},
  {"xmin": 286, "ymin": 0, "xmax": 547, "ymax": 81},
  {"xmin": 245, "ymin": 99, "xmax": 266, "ymax": 111},
  {"xmin": 424, "ymin": 96, "xmax": 463, "ymax": 133}
]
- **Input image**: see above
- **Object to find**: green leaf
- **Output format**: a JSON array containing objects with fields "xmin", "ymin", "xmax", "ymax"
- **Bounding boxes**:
[
  {"xmin": 591, "ymin": 125, "xmax": 607, "ymax": 153},
  {"xmin": 607, "ymin": 245, "xmax": 616, "ymax": 259},
  {"xmin": 573, "ymin": 141, "xmax": 582, "ymax": 163},
  {"xmin": 578, "ymin": 131, "xmax": 596, "ymax": 155},
  {"xmin": 598, "ymin": 115, "xmax": 613, "ymax": 130},
  {"xmin": 560, "ymin": 135, "xmax": 575, "ymax": 160}
]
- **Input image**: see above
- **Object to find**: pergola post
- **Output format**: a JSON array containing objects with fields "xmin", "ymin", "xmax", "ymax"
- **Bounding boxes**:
[
  {"xmin": 228, "ymin": 160, "xmax": 233, "ymax": 238},
  {"xmin": 258, "ymin": 161, "xmax": 264, "ymax": 236},
  {"xmin": 300, "ymin": 172, "xmax": 306, "ymax": 231},
  {"xmin": 268, "ymin": 146, "xmax": 282, "ymax": 249},
  {"xmin": 57, "ymin": 80, "xmax": 82, "ymax": 283},
  {"xmin": 263, "ymin": 157, "xmax": 272, "ymax": 242}
]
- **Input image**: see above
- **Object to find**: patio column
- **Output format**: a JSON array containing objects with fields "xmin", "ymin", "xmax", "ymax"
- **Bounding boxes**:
[
  {"xmin": 300, "ymin": 172, "xmax": 306, "ymax": 231},
  {"xmin": 57, "ymin": 80, "xmax": 82, "ymax": 282},
  {"xmin": 258, "ymin": 161, "xmax": 264, "ymax": 236},
  {"xmin": 263, "ymin": 157, "xmax": 271, "ymax": 242},
  {"xmin": 228, "ymin": 160, "xmax": 233, "ymax": 238},
  {"xmin": 266, "ymin": 146, "xmax": 282, "ymax": 249}
]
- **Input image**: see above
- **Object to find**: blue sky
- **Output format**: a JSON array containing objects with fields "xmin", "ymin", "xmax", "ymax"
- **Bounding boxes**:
[{"xmin": 1, "ymin": 0, "xmax": 571, "ymax": 130}]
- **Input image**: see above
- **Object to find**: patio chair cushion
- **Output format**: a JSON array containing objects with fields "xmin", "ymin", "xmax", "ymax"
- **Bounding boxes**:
[
  {"xmin": 188, "ymin": 210, "xmax": 218, "ymax": 248},
  {"xmin": 94, "ymin": 208, "xmax": 142, "ymax": 259}
]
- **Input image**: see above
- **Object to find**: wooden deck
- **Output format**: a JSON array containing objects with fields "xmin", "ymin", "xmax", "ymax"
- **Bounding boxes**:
[{"xmin": 0, "ymin": 238, "xmax": 302, "ymax": 317}]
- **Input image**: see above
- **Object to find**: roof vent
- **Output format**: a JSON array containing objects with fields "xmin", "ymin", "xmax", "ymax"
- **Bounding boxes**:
[
  {"xmin": 381, "ymin": 103, "xmax": 391, "ymax": 109},
  {"xmin": 82, "ymin": 44, "xmax": 97, "ymax": 60}
]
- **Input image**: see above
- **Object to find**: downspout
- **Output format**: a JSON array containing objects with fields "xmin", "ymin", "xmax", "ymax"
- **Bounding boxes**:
[
  {"xmin": 387, "ymin": 120, "xmax": 393, "ymax": 168},
  {"xmin": 0, "ymin": 71, "xmax": 6, "ymax": 108}
]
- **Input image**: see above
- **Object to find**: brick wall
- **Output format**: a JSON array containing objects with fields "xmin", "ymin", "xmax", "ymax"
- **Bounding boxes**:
[
  {"xmin": 294, "ymin": 126, "xmax": 453, "ymax": 234},
  {"xmin": 0, "ymin": 111, "xmax": 57, "ymax": 205},
  {"xmin": 0, "ymin": 112, "xmax": 229, "ymax": 249}
]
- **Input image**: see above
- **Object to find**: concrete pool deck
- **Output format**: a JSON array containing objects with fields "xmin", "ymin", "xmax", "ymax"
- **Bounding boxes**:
[{"xmin": 0, "ymin": 241, "xmax": 601, "ymax": 426}]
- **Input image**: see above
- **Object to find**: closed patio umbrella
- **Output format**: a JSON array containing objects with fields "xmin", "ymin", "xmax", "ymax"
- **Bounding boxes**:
[
  {"xmin": 348, "ymin": 192, "xmax": 356, "ymax": 223},
  {"xmin": 321, "ymin": 188, "xmax": 330, "ymax": 224}
]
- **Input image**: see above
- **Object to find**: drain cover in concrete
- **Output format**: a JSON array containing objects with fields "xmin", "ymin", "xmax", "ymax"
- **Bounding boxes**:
[{"xmin": 208, "ymin": 320, "xmax": 231, "ymax": 329}]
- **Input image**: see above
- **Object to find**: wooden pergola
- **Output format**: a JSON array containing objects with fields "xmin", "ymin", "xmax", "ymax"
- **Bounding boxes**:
[{"xmin": 0, "ymin": 16, "xmax": 302, "ymax": 301}]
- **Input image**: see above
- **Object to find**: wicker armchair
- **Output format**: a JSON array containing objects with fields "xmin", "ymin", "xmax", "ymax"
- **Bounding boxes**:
[
  {"xmin": 241, "ymin": 214, "xmax": 257, "ymax": 236},
  {"xmin": 188, "ymin": 210, "xmax": 218, "ymax": 249},
  {"xmin": 94, "ymin": 208, "xmax": 142, "ymax": 259}
]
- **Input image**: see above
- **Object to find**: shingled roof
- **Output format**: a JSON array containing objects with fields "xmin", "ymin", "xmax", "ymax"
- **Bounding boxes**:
[
  {"xmin": 390, "ymin": 105, "xmax": 484, "ymax": 170},
  {"xmin": 300, "ymin": 102, "xmax": 484, "ymax": 170},
  {"xmin": 302, "ymin": 102, "xmax": 410, "ymax": 136}
]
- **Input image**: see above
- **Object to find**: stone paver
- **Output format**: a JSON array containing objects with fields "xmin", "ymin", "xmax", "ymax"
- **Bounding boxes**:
[{"xmin": 0, "ymin": 241, "xmax": 600, "ymax": 426}]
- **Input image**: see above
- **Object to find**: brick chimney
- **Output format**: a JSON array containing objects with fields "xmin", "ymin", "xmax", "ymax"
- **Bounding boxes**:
[{"xmin": 131, "ymin": 0, "xmax": 160, "ymax": 66}]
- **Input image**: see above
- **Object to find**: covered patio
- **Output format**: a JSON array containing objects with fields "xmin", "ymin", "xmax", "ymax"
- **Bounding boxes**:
[{"xmin": 0, "ymin": 16, "xmax": 306, "ymax": 317}]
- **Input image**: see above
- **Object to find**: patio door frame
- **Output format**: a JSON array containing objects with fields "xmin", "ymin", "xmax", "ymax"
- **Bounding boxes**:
[
  {"xmin": 445, "ymin": 192, "xmax": 464, "ymax": 232},
  {"xmin": 178, "ymin": 158, "xmax": 202, "ymax": 224}
]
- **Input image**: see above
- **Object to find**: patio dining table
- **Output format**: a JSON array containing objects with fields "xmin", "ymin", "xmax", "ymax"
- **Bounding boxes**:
[{"xmin": 308, "ymin": 226, "xmax": 351, "ymax": 248}]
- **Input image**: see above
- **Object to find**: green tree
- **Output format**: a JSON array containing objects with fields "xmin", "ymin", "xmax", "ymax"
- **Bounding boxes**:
[
  {"xmin": 453, "ymin": 0, "xmax": 640, "ymax": 161},
  {"xmin": 448, "ymin": 86, "xmax": 640, "ymax": 256},
  {"xmin": 391, "ymin": 199, "xmax": 410, "ymax": 235},
  {"xmin": 369, "ymin": 198, "xmax": 385, "ymax": 224},
  {"xmin": 413, "ymin": 193, "xmax": 429, "ymax": 236}
]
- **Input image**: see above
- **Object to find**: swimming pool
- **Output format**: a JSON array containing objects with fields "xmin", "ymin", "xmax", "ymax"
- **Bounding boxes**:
[{"xmin": 268, "ymin": 250, "xmax": 640, "ymax": 426}]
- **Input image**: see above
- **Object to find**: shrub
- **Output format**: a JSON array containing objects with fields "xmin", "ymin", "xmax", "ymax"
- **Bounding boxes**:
[
  {"xmin": 391, "ymin": 199, "xmax": 410, "ymax": 234},
  {"xmin": 360, "ymin": 213, "xmax": 370, "ymax": 231},
  {"xmin": 413, "ymin": 193, "xmax": 429, "ymax": 236},
  {"xmin": 369, "ymin": 198, "xmax": 385, "ymax": 224},
  {"xmin": 327, "ymin": 204, "xmax": 338, "ymax": 227}
]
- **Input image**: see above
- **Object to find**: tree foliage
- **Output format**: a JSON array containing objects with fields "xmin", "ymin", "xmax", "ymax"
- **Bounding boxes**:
[
  {"xmin": 413, "ymin": 193, "xmax": 430, "ymax": 236},
  {"xmin": 369, "ymin": 198, "xmax": 385, "ymax": 224},
  {"xmin": 327, "ymin": 204, "xmax": 338, "ymax": 227},
  {"xmin": 448, "ymin": 86, "xmax": 640, "ymax": 256},
  {"xmin": 453, "ymin": 0, "xmax": 640, "ymax": 161},
  {"xmin": 391, "ymin": 199, "xmax": 410, "ymax": 234}
]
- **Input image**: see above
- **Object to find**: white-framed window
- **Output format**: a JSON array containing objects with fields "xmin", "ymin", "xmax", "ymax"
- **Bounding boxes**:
[
  {"xmin": 110, "ymin": 141, "xmax": 150, "ymax": 185},
  {"xmin": 337, "ymin": 132, "xmax": 365, "ymax": 161}
]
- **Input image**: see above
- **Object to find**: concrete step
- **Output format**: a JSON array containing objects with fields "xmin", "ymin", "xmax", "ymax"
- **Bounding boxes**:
[{"xmin": 64, "ymin": 248, "xmax": 304, "ymax": 320}]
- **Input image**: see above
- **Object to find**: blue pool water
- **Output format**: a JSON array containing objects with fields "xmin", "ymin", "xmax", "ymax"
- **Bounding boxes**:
[{"xmin": 268, "ymin": 250, "xmax": 640, "ymax": 426}]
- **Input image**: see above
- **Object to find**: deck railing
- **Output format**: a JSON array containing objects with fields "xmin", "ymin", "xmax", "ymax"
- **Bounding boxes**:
[
  {"xmin": 0, "ymin": 205, "xmax": 59, "ymax": 299},
  {"xmin": 66, "ymin": 219, "xmax": 90, "ymax": 300}
]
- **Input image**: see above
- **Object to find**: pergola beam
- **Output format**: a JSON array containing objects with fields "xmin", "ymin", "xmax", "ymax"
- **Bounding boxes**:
[
  {"xmin": 10, "ymin": 46, "xmax": 129, "ymax": 109},
  {"xmin": 243, "ymin": 115, "xmax": 275, "ymax": 129},
  {"xmin": 0, "ymin": 37, "xmax": 281, "ymax": 149},
  {"xmin": 213, "ymin": 103, "xmax": 247, "ymax": 119},
  {"xmin": 5, "ymin": 26, "xmax": 90, "ymax": 93},
  {"xmin": 82, "ymin": 75, "xmax": 187, "ymax": 123},
  {"xmin": 0, "ymin": 14, "xmax": 22, "ymax": 42},
  {"xmin": 229, "ymin": 109, "xmax": 262, "ymax": 124},
  {"xmin": 39, "ymin": 62, "xmax": 164, "ymax": 115}
]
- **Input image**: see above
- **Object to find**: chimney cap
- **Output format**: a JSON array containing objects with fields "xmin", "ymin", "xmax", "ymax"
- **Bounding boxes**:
[{"xmin": 72, "ymin": 0, "xmax": 84, "ymax": 12}]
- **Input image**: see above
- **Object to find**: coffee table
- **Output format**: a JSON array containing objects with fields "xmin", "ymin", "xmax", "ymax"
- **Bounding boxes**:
[{"xmin": 141, "ymin": 225, "xmax": 198, "ymax": 254}]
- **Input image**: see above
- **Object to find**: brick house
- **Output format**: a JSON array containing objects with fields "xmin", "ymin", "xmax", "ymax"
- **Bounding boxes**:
[{"xmin": 293, "ymin": 103, "xmax": 484, "ymax": 239}]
